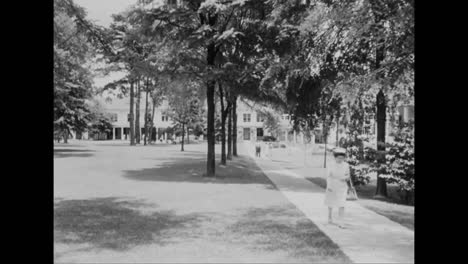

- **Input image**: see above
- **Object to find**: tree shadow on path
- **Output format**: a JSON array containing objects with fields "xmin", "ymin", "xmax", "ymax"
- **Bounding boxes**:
[
  {"xmin": 54, "ymin": 197, "xmax": 206, "ymax": 251},
  {"xmin": 123, "ymin": 151, "xmax": 277, "ymax": 188},
  {"xmin": 227, "ymin": 205, "xmax": 352, "ymax": 263},
  {"xmin": 54, "ymin": 149, "xmax": 95, "ymax": 158}
]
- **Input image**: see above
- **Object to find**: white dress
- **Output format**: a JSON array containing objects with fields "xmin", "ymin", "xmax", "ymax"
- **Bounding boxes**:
[{"xmin": 324, "ymin": 162, "xmax": 350, "ymax": 208}]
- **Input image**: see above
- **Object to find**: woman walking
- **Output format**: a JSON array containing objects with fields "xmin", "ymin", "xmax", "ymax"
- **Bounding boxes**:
[{"xmin": 324, "ymin": 148, "xmax": 351, "ymax": 227}]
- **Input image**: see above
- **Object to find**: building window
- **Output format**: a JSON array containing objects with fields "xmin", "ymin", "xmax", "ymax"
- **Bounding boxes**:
[
  {"xmin": 243, "ymin": 113, "xmax": 251, "ymax": 122},
  {"xmin": 162, "ymin": 115, "xmax": 169, "ymax": 122},
  {"xmin": 108, "ymin": 113, "xmax": 118, "ymax": 122},
  {"xmin": 256, "ymin": 112, "xmax": 264, "ymax": 122},
  {"xmin": 257, "ymin": 128, "xmax": 264, "ymax": 137}
]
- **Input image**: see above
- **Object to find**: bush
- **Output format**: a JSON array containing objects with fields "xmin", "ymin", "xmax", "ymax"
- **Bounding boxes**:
[
  {"xmin": 345, "ymin": 145, "xmax": 372, "ymax": 186},
  {"xmin": 378, "ymin": 124, "xmax": 414, "ymax": 204},
  {"xmin": 341, "ymin": 134, "xmax": 373, "ymax": 186}
]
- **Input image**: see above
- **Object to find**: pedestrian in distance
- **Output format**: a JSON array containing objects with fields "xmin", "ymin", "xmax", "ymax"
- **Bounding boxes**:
[
  {"xmin": 255, "ymin": 141, "xmax": 261, "ymax": 157},
  {"xmin": 324, "ymin": 147, "xmax": 351, "ymax": 228}
]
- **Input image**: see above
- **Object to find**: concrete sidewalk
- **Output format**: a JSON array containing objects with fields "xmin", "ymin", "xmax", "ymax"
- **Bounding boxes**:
[{"xmin": 240, "ymin": 143, "xmax": 414, "ymax": 263}]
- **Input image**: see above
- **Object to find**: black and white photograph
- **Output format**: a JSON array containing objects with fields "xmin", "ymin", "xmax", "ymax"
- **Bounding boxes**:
[{"xmin": 54, "ymin": 0, "xmax": 414, "ymax": 263}]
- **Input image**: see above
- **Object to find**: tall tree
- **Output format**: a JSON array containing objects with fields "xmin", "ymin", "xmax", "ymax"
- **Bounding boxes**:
[
  {"xmin": 167, "ymin": 78, "xmax": 203, "ymax": 152},
  {"xmin": 217, "ymin": 82, "xmax": 232, "ymax": 165},
  {"xmin": 232, "ymin": 96, "xmax": 238, "ymax": 156},
  {"xmin": 129, "ymin": 80, "xmax": 136, "ymax": 145},
  {"xmin": 265, "ymin": 0, "xmax": 413, "ymax": 192},
  {"xmin": 135, "ymin": 78, "xmax": 142, "ymax": 143},
  {"xmin": 54, "ymin": 0, "xmax": 96, "ymax": 143},
  {"xmin": 227, "ymin": 98, "xmax": 233, "ymax": 160},
  {"xmin": 141, "ymin": 0, "xmax": 253, "ymax": 176},
  {"xmin": 143, "ymin": 77, "xmax": 150, "ymax": 145}
]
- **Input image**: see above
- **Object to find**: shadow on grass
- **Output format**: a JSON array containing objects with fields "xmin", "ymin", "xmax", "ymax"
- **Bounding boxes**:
[
  {"xmin": 359, "ymin": 202, "xmax": 414, "ymax": 230},
  {"xmin": 306, "ymin": 177, "xmax": 327, "ymax": 189},
  {"xmin": 53, "ymin": 144, "xmax": 86, "ymax": 148},
  {"xmin": 229, "ymin": 205, "xmax": 352, "ymax": 263},
  {"xmin": 54, "ymin": 149, "xmax": 95, "ymax": 158},
  {"xmin": 54, "ymin": 197, "xmax": 205, "ymax": 251},
  {"xmin": 123, "ymin": 152, "xmax": 277, "ymax": 188},
  {"xmin": 96, "ymin": 143, "xmax": 179, "ymax": 147}
]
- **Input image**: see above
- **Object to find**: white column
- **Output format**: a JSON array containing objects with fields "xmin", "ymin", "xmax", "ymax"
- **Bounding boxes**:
[
  {"xmin": 293, "ymin": 130, "xmax": 297, "ymax": 144},
  {"xmin": 164, "ymin": 132, "xmax": 167, "ymax": 141},
  {"xmin": 113, "ymin": 127, "xmax": 116, "ymax": 140}
]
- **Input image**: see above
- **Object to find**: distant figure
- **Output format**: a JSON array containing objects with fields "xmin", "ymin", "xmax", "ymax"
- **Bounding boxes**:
[
  {"xmin": 324, "ymin": 147, "xmax": 351, "ymax": 228},
  {"xmin": 255, "ymin": 142, "xmax": 261, "ymax": 157}
]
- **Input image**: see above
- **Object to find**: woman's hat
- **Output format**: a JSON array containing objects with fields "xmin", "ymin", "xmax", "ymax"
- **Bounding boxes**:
[{"xmin": 333, "ymin": 147, "xmax": 347, "ymax": 155}]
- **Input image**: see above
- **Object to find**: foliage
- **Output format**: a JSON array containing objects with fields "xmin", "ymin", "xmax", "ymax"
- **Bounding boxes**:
[
  {"xmin": 89, "ymin": 115, "xmax": 113, "ymax": 136},
  {"xmin": 378, "ymin": 123, "xmax": 414, "ymax": 202},
  {"xmin": 82, "ymin": 0, "xmax": 414, "ymax": 183},
  {"xmin": 262, "ymin": 109, "xmax": 282, "ymax": 138},
  {"xmin": 86, "ymin": 99, "xmax": 113, "ymax": 137},
  {"xmin": 342, "ymin": 136, "xmax": 372, "ymax": 186},
  {"xmin": 166, "ymin": 78, "xmax": 204, "ymax": 133},
  {"xmin": 54, "ymin": 0, "xmax": 95, "ymax": 136}
]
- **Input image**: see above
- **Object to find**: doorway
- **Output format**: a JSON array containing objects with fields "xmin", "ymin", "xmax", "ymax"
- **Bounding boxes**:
[
  {"xmin": 256, "ymin": 127, "xmax": 264, "ymax": 141},
  {"xmin": 115, "ymin": 127, "xmax": 122, "ymax": 140},
  {"xmin": 243, "ymin": 128, "xmax": 250, "ymax": 141},
  {"xmin": 123, "ymin": 127, "xmax": 130, "ymax": 140}
]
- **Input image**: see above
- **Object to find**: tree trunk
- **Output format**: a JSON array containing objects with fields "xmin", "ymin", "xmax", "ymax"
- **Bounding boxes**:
[
  {"xmin": 129, "ymin": 80, "xmax": 135, "ymax": 146},
  {"xmin": 149, "ymin": 98, "xmax": 157, "ymax": 144},
  {"xmin": 370, "ymin": 0, "xmax": 388, "ymax": 198},
  {"xmin": 144, "ymin": 79, "xmax": 149, "ymax": 146},
  {"xmin": 375, "ymin": 89, "xmax": 388, "ymax": 198},
  {"xmin": 64, "ymin": 129, "xmax": 69, "ymax": 144},
  {"xmin": 181, "ymin": 123, "xmax": 185, "ymax": 151},
  {"xmin": 218, "ymin": 83, "xmax": 228, "ymax": 165},
  {"xmin": 135, "ymin": 78, "xmax": 141, "ymax": 144},
  {"xmin": 148, "ymin": 126, "xmax": 153, "ymax": 145},
  {"xmin": 324, "ymin": 135, "xmax": 327, "ymax": 168},
  {"xmin": 206, "ymin": 79, "xmax": 216, "ymax": 176},
  {"xmin": 232, "ymin": 96, "xmax": 238, "ymax": 157},
  {"xmin": 205, "ymin": 36, "xmax": 217, "ymax": 176},
  {"xmin": 358, "ymin": 98, "xmax": 365, "ymax": 159},
  {"xmin": 227, "ymin": 104, "xmax": 232, "ymax": 160},
  {"xmin": 336, "ymin": 111, "xmax": 340, "ymax": 147},
  {"xmin": 220, "ymin": 115, "xmax": 226, "ymax": 165}
]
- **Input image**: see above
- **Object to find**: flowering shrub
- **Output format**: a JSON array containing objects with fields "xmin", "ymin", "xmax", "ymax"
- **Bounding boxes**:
[
  {"xmin": 378, "ymin": 124, "xmax": 414, "ymax": 203},
  {"xmin": 342, "ymin": 137, "xmax": 372, "ymax": 186}
]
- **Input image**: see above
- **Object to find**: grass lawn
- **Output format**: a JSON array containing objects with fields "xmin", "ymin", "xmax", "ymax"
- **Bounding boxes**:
[{"xmin": 54, "ymin": 142, "xmax": 352, "ymax": 263}]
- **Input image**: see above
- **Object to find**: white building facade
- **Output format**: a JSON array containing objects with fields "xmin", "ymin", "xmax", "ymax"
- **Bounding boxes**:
[{"xmin": 76, "ymin": 94, "xmax": 413, "ymax": 145}]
